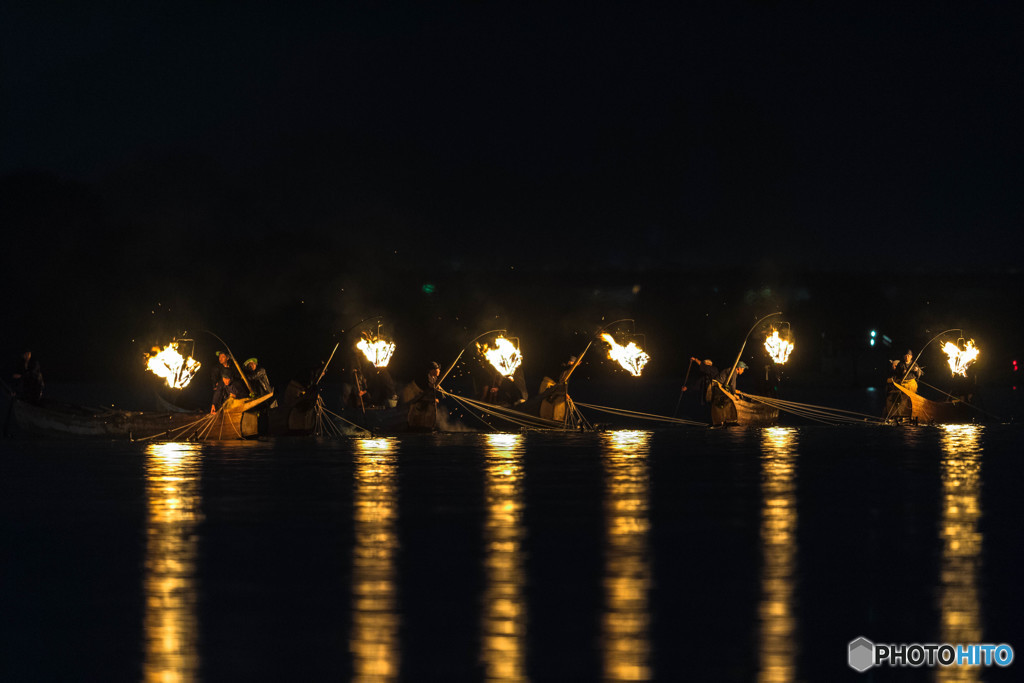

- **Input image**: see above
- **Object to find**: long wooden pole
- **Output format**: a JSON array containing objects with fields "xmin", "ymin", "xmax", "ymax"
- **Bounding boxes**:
[
  {"xmin": 725, "ymin": 312, "xmax": 782, "ymax": 390},
  {"xmin": 439, "ymin": 329, "xmax": 506, "ymax": 387},
  {"xmin": 205, "ymin": 330, "xmax": 253, "ymax": 396}
]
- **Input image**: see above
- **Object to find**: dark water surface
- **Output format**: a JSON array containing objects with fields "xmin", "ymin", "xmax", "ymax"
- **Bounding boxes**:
[{"xmin": 2, "ymin": 426, "xmax": 1023, "ymax": 682}]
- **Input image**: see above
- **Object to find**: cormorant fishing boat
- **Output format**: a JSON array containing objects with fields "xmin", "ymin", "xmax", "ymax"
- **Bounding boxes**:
[
  {"xmin": 709, "ymin": 383, "xmax": 779, "ymax": 427},
  {"xmin": 9, "ymin": 392, "xmax": 274, "ymax": 441},
  {"xmin": 887, "ymin": 379, "xmax": 974, "ymax": 424}
]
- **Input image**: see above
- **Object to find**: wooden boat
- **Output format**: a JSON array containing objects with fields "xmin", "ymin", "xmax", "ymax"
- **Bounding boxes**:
[
  {"xmin": 888, "ymin": 379, "xmax": 974, "ymax": 424},
  {"xmin": 709, "ymin": 382, "xmax": 779, "ymax": 427},
  {"xmin": 8, "ymin": 392, "xmax": 273, "ymax": 440}
]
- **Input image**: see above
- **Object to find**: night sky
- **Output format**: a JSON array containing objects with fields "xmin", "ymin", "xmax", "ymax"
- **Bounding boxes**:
[{"xmin": 3, "ymin": 4, "xmax": 1022, "ymax": 396}]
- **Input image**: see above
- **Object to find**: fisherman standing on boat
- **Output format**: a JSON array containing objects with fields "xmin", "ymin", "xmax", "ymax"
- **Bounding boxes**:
[
  {"xmin": 683, "ymin": 357, "xmax": 717, "ymax": 404},
  {"xmin": 407, "ymin": 361, "xmax": 442, "ymax": 430},
  {"xmin": 242, "ymin": 358, "xmax": 272, "ymax": 398},
  {"xmin": 212, "ymin": 351, "xmax": 236, "ymax": 388},
  {"xmin": 11, "ymin": 350, "xmax": 44, "ymax": 404},
  {"xmin": 683, "ymin": 358, "xmax": 747, "ymax": 401},
  {"xmin": 891, "ymin": 350, "xmax": 924, "ymax": 383},
  {"xmin": 886, "ymin": 349, "xmax": 923, "ymax": 420},
  {"xmin": 719, "ymin": 361, "xmax": 748, "ymax": 393}
]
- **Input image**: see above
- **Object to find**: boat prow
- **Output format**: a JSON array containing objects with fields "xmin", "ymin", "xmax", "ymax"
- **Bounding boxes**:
[
  {"xmin": 890, "ymin": 381, "xmax": 975, "ymax": 424},
  {"xmin": 710, "ymin": 382, "xmax": 779, "ymax": 427}
]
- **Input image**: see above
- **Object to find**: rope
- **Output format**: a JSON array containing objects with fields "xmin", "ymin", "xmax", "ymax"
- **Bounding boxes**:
[
  {"xmin": 573, "ymin": 402, "xmax": 707, "ymax": 427},
  {"xmin": 739, "ymin": 392, "xmax": 885, "ymax": 425},
  {"xmin": 916, "ymin": 379, "xmax": 1001, "ymax": 420},
  {"xmin": 134, "ymin": 413, "xmax": 215, "ymax": 442},
  {"xmin": 440, "ymin": 389, "xmax": 581, "ymax": 431},
  {"xmin": 318, "ymin": 399, "xmax": 373, "ymax": 436},
  {"xmin": 444, "ymin": 394, "xmax": 507, "ymax": 431}
]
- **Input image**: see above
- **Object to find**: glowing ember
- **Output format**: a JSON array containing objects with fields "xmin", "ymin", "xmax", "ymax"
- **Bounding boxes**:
[
  {"xmin": 145, "ymin": 343, "xmax": 201, "ymax": 389},
  {"xmin": 477, "ymin": 337, "xmax": 523, "ymax": 379},
  {"xmin": 357, "ymin": 337, "xmax": 397, "ymax": 368},
  {"xmin": 942, "ymin": 340, "xmax": 979, "ymax": 377},
  {"xmin": 764, "ymin": 329, "xmax": 795, "ymax": 364},
  {"xmin": 600, "ymin": 333, "xmax": 649, "ymax": 377}
]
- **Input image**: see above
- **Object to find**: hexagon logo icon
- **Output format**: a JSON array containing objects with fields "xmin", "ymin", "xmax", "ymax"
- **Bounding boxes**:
[{"xmin": 848, "ymin": 637, "xmax": 875, "ymax": 672}]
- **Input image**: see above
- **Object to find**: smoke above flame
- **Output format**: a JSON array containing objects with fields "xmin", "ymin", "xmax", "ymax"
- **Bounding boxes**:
[
  {"xmin": 600, "ymin": 333, "xmax": 649, "ymax": 377},
  {"xmin": 942, "ymin": 340, "xmax": 979, "ymax": 377},
  {"xmin": 146, "ymin": 343, "xmax": 202, "ymax": 389},
  {"xmin": 764, "ymin": 329, "xmax": 795, "ymax": 364},
  {"xmin": 357, "ymin": 336, "xmax": 397, "ymax": 368},
  {"xmin": 477, "ymin": 337, "xmax": 522, "ymax": 379}
]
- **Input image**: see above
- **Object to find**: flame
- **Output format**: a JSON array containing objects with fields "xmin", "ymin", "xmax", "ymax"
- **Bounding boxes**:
[
  {"xmin": 146, "ymin": 343, "xmax": 202, "ymax": 389},
  {"xmin": 764, "ymin": 329, "xmax": 794, "ymax": 364},
  {"xmin": 600, "ymin": 333, "xmax": 650, "ymax": 377},
  {"xmin": 357, "ymin": 336, "xmax": 397, "ymax": 368},
  {"xmin": 477, "ymin": 337, "xmax": 523, "ymax": 379},
  {"xmin": 942, "ymin": 340, "xmax": 979, "ymax": 377}
]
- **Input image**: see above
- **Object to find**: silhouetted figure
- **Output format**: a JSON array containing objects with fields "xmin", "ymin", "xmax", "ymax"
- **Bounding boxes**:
[
  {"xmin": 683, "ymin": 357, "xmax": 718, "ymax": 405},
  {"xmin": 12, "ymin": 350, "xmax": 44, "ymax": 404},
  {"xmin": 407, "ymin": 362, "xmax": 441, "ymax": 430}
]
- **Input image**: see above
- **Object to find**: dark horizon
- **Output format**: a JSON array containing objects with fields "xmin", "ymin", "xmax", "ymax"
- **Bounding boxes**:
[{"xmin": 3, "ymin": 4, "xmax": 1022, "ymax": 400}]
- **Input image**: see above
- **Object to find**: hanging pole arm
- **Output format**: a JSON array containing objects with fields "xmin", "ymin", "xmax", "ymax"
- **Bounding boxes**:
[
  {"xmin": 901, "ymin": 328, "xmax": 961, "ymax": 384},
  {"xmin": 204, "ymin": 330, "xmax": 253, "ymax": 395},
  {"xmin": 439, "ymin": 328, "xmax": 507, "ymax": 386},
  {"xmin": 317, "ymin": 313, "xmax": 387, "ymax": 386},
  {"xmin": 563, "ymin": 318, "xmax": 634, "ymax": 383},
  {"xmin": 725, "ymin": 312, "xmax": 782, "ymax": 388}
]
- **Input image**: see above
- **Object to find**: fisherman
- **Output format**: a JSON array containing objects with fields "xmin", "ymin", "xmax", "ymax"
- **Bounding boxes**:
[
  {"xmin": 211, "ymin": 350, "xmax": 236, "ymax": 389},
  {"xmin": 684, "ymin": 357, "xmax": 747, "ymax": 399},
  {"xmin": 12, "ymin": 350, "xmax": 44, "ymax": 403},
  {"xmin": 682, "ymin": 357, "xmax": 718, "ymax": 404},
  {"xmin": 242, "ymin": 357, "xmax": 272, "ymax": 398},
  {"xmin": 891, "ymin": 349, "xmax": 924, "ymax": 383},
  {"xmin": 211, "ymin": 370, "xmax": 248, "ymax": 413},
  {"xmin": 886, "ymin": 349, "xmax": 923, "ymax": 420},
  {"xmin": 407, "ymin": 361, "xmax": 442, "ymax": 429},
  {"xmin": 718, "ymin": 361, "xmax": 748, "ymax": 393}
]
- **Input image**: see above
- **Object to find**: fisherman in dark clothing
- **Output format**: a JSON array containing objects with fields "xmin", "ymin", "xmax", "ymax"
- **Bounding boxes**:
[
  {"xmin": 12, "ymin": 350, "xmax": 44, "ymax": 403},
  {"xmin": 211, "ymin": 369, "xmax": 248, "ymax": 413},
  {"xmin": 891, "ymin": 350, "xmax": 924, "ymax": 384},
  {"xmin": 242, "ymin": 357, "xmax": 272, "ymax": 398},
  {"xmin": 683, "ymin": 357, "xmax": 718, "ymax": 404},
  {"xmin": 886, "ymin": 349, "xmax": 923, "ymax": 420},
  {"xmin": 407, "ymin": 362, "xmax": 441, "ymax": 429},
  {"xmin": 717, "ymin": 361, "xmax": 748, "ymax": 394},
  {"xmin": 211, "ymin": 351, "xmax": 236, "ymax": 390},
  {"xmin": 243, "ymin": 356, "xmax": 278, "ymax": 408},
  {"xmin": 683, "ymin": 358, "xmax": 747, "ymax": 402}
]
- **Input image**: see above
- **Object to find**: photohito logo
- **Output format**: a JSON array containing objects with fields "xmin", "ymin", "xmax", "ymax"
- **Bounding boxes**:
[{"xmin": 848, "ymin": 637, "xmax": 1014, "ymax": 672}]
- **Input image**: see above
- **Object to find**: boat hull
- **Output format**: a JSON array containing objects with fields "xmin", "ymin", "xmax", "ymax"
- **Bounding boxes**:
[
  {"xmin": 890, "ymin": 381, "xmax": 974, "ymax": 424},
  {"xmin": 9, "ymin": 392, "xmax": 273, "ymax": 440},
  {"xmin": 710, "ymin": 385, "xmax": 779, "ymax": 427}
]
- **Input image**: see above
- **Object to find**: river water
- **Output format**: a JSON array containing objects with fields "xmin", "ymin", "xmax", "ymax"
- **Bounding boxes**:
[{"xmin": 2, "ymin": 425, "xmax": 1022, "ymax": 681}]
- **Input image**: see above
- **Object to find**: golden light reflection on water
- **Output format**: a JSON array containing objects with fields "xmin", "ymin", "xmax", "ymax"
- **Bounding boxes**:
[
  {"xmin": 351, "ymin": 437, "xmax": 401, "ymax": 682},
  {"xmin": 937, "ymin": 425, "xmax": 983, "ymax": 683},
  {"xmin": 601, "ymin": 430, "xmax": 652, "ymax": 682},
  {"xmin": 758, "ymin": 427, "xmax": 799, "ymax": 683},
  {"xmin": 143, "ymin": 442, "xmax": 203, "ymax": 683},
  {"xmin": 481, "ymin": 433, "xmax": 528, "ymax": 681}
]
